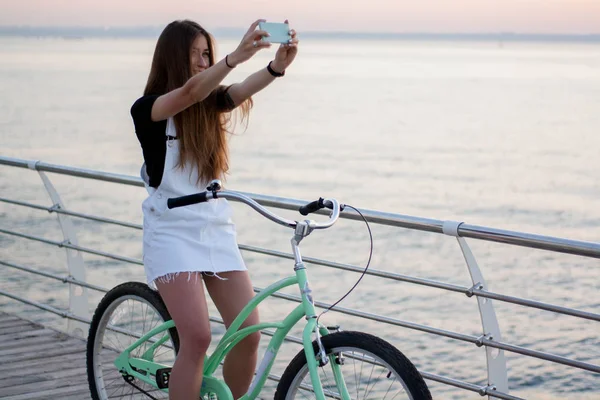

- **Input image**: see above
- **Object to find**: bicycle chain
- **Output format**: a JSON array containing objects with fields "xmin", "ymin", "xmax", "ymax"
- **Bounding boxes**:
[{"xmin": 123, "ymin": 374, "xmax": 159, "ymax": 400}]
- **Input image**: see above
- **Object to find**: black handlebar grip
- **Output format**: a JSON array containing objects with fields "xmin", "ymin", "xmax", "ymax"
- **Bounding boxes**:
[
  {"xmin": 299, "ymin": 198, "xmax": 324, "ymax": 216},
  {"xmin": 322, "ymin": 200, "xmax": 334, "ymax": 210},
  {"xmin": 167, "ymin": 192, "xmax": 208, "ymax": 209}
]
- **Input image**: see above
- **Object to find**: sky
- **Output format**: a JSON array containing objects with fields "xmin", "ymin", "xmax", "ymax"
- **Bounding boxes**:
[{"xmin": 0, "ymin": 0, "xmax": 599, "ymax": 34}]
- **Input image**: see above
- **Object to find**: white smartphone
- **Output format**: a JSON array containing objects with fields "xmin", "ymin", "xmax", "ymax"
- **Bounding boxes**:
[{"xmin": 258, "ymin": 21, "xmax": 291, "ymax": 44}]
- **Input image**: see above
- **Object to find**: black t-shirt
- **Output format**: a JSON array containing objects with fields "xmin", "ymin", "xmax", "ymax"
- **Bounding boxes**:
[{"xmin": 130, "ymin": 86, "xmax": 235, "ymax": 188}]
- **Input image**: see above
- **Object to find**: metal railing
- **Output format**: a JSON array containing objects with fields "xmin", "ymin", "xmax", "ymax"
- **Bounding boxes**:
[{"xmin": 1, "ymin": 155, "xmax": 599, "ymax": 400}]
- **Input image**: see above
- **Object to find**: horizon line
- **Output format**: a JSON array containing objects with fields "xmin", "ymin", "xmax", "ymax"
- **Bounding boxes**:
[{"xmin": 1, "ymin": 25, "xmax": 599, "ymax": 42}]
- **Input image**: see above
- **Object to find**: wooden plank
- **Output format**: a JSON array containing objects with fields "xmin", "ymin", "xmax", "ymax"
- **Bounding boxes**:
[
  {"xmin": 0, "ymin": 332, "xmax": 70, "ymax": 351},
  {"xmin": 0, "ymin": 314, "xmax": 21, "ymax": 323},
  {"xmin": 1, "ymin": 383, "xmax": 92, "ymax": 400},
  {"xmin": 0, "ymin": 353, "xmax": 87, "ymax": 379},
  {"xmin": 1, "ymin": 372, "xmax": 165, "ymax": 399},
  {"xmin": 0, "ymin": 328, "xmax": 57, "ymax": 345},
  {"xmin": 0, "ymin": 323, "xmax": 44, "ymax": 336},
  {"xmin": 62, "ymin": 389, "xmax": 94, "ymax": 400},
  {"xmin": 0, "ymin": 338, "xmax": 86, "ymax": 364},
  {"xmin": 0, "ymin": 364, "xmax": 84, "ymax": 389},
  {"xmin": 0, "ymin": 335, "xmax": 79, "ymax": 357},
  {"xmin": 0, "ymin": 351, "xmax": 86, "ymax": 373},
  {"xmin": 0, "ymin": 314, "xmax": 39, "ymax": 325},
  {"xmin": 0, "ymin": 319, "xmax": 34, "ymax": 329},
  {"xmin": 0, "ymin": 365, "xmax": 89, "ymax": 397}
]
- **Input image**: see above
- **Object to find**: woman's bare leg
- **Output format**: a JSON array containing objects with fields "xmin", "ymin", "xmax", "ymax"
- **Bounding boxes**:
[
  {"xmin": 204, "ymin": 271, "xmax": 260, "ymax": 399},
  {"xmin": 157, "ymin": 273, "xmax": 211, "ymax": 400}
]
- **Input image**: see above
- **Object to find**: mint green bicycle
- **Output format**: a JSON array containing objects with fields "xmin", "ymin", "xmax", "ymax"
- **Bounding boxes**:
[{"xmin": 86, "ymin": 184, "xmax": 432, "ymax": 399}]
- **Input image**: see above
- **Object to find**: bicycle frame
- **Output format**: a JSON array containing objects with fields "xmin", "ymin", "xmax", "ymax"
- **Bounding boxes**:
[{"xmin": 114, "ymin": 249, "xmax": 350, "ymax": 400}]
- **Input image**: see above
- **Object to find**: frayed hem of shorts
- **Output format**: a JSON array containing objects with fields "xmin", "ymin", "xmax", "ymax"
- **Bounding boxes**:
[{"xmin": 149, "ymin": 271, "xmax": 228, "ymax": 290}]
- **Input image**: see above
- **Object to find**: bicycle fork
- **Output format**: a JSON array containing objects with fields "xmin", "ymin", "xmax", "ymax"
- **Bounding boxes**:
[{"xmin": 292, "ymin": 221, "xmax": 352, "ymax": 400}]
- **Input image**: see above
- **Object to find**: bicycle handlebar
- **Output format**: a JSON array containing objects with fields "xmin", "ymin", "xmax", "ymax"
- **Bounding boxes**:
[
  {"xmin": 166, "ymin": 192, "xmax": 208, "ymax": 209},
  {"xmin": 167, "ymin": 190, "xmax": 341, "ymax": 230},
  {"xmin": 298, "ymin": 197, "xmax": 336, "ymax": 216}
]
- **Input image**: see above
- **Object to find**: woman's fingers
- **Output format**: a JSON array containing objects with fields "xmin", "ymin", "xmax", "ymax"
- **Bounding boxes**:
[
  {"xmin": 255, "ymin": 40, "xmax": 272, "ymax": 49},
  {"xmin": 252, "ymin": 30, "xmax": 270, "ymax": 40},
  {"xmin": 246, "ymin": 19, "xmax": 266, "ymax": 35}
]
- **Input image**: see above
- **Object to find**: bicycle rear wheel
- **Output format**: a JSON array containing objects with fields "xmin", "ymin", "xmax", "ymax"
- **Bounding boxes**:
[
  {"xmin": 86, "ymin": 282, "xmax": 180, "ymax": 399},
  {"xmin": 274, "ymin": 331, "xmax": 432, "ymax": 400}
]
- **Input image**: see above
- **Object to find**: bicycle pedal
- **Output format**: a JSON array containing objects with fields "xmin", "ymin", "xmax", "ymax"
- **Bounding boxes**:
[{"xmin": 156, "ymin": 367, "xmax": 172, "ymax": 389}]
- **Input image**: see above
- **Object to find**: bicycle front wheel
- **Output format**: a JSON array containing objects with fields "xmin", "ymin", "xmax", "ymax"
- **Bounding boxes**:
[
  {"xmin": 275, "ymin": 331, "xmax": 432, "ymax": 400},
  {"xmin": 86, "ymin": 282, "xmax": 180, "ymax": 400}
]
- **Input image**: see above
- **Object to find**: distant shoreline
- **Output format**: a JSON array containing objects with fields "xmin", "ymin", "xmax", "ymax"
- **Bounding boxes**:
[{"xmin": 1, "ymin": 26, "xmax": 600, "ymax": 43}]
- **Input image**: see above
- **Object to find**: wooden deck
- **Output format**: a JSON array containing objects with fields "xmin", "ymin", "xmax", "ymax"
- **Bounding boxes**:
[{"xmin": 0, "ymin": 312, "xmax": 92, "ymax": 400}]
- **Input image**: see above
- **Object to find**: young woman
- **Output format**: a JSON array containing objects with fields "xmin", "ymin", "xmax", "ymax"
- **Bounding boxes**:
[{"xmin": 130, "ymin": 19, "xmax": 299, "ymax": 400}]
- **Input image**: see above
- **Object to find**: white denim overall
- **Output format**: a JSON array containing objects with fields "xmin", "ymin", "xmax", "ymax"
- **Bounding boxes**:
[{"xmin": 140, "ymin": 118, "xmax": 246, "ymax": 288}]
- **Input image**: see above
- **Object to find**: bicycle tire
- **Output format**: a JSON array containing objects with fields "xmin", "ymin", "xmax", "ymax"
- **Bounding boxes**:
[
  {"xmin": 274, "ymin": 331, "xmax": 432, "ymax": 400},
  {"xmin": 86, "ymin": 281, "xmax": 180, "ymax": 400}
]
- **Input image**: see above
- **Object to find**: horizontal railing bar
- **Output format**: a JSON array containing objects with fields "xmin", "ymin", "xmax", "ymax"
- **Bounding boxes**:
[
  {"xmin": 0, "ymin": 197, "xmax": 143, "ymax": 230},
  {"xmin": 260, "ymin": 287, "xmax": 600, "ymax": 374},
  {"xmin": 0, "ymin": 197, "xmax": 53, "ymax": 212},
  {"xmin": 2, "ymin": 155, "xmax": 599, "ymax": 259},
  {"xmin": 58, "ymin": 241, "xmax": 144, "ymax": 265},
  {"xmin": 471, "ymin": 288, "xmax": 600, "ymax": 322},
  {"xmin": 239, "ymin": 244, "xmax": 467, "ymax": 293},
  {"xmin": 0, "ymin": 260, "xmax": 108, "ymax": 293},
  {"xmin": 418, "ymin": 371, "xmax": 524, "ymax": 400},
  {"xmin": 487, "ymin": 388, "xmax": 527, "ymax": 400},
  {"xmin": 0, "ymin": 156, "xmax": 144, "ymax": 187},
  {"xmin": 260, "ymin": 287, "xmax": 479, "ymax": 339},
  {"xmin": 479, "ymin": 336, "xmax": 600, "ymax": 373},
  {"xmin": 418, "ymin": 371, "xmax": 481, "ymax": 393},
  {"xmin": 241, "ymin": 245, "xmax": 600, "ymax": 322},
  {"xmin": 458, "ymin": 223, "xmax": 600, "ymax": 260},
  {"xmin": 0, "ymin": 227, "xmax": 62, "ymax": 247},
  {"xmin": 0, "ymin": 228, "xmax": 143, "ymax": 265},
  {"xmin": 0, "ymin": 292, "xmax": 523, "ymax": 400},
  {"xmin": 232, "ymin": 191, "xmax": 600, "ymax": 260},
  {"xmin": 487, "ymin": 390, "xmax": 525, "ymax": 400},
  {"xmin": 0, "ymin": 288, "xmax": 77, "ymax": 320}
]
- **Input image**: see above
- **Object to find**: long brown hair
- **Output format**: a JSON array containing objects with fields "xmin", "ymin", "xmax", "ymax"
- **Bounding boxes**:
[{"xmin": 144, "ymin": 20, "xmax": 252, "ymax": 183}]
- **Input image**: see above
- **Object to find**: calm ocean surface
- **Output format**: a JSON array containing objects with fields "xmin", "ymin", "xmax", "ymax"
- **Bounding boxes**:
[{"xmin": 0, "ymin": 35, "xmax": 599, "ymax": 399}]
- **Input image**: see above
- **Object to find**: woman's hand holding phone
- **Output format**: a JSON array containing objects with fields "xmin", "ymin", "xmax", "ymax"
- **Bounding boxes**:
[
  {"xmin": 227, "ymin": 19, "xmax": 299, "ymax": 73},
  {"xmin": 271, "ymin": 20, "xmax": 299, "ymax": 74},
  {"xmin": 228, "ymin": 19, "xmax": 272, "ymax": 67}
]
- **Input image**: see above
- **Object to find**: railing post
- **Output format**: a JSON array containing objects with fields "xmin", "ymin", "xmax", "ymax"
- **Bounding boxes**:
[
  {"xmin": 32, "ymin": 162, "xmax": 89, "ymax": 338},
  {"xmin": 443, "ymin": 221, "xmax": 509, "ymax": 398}
]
